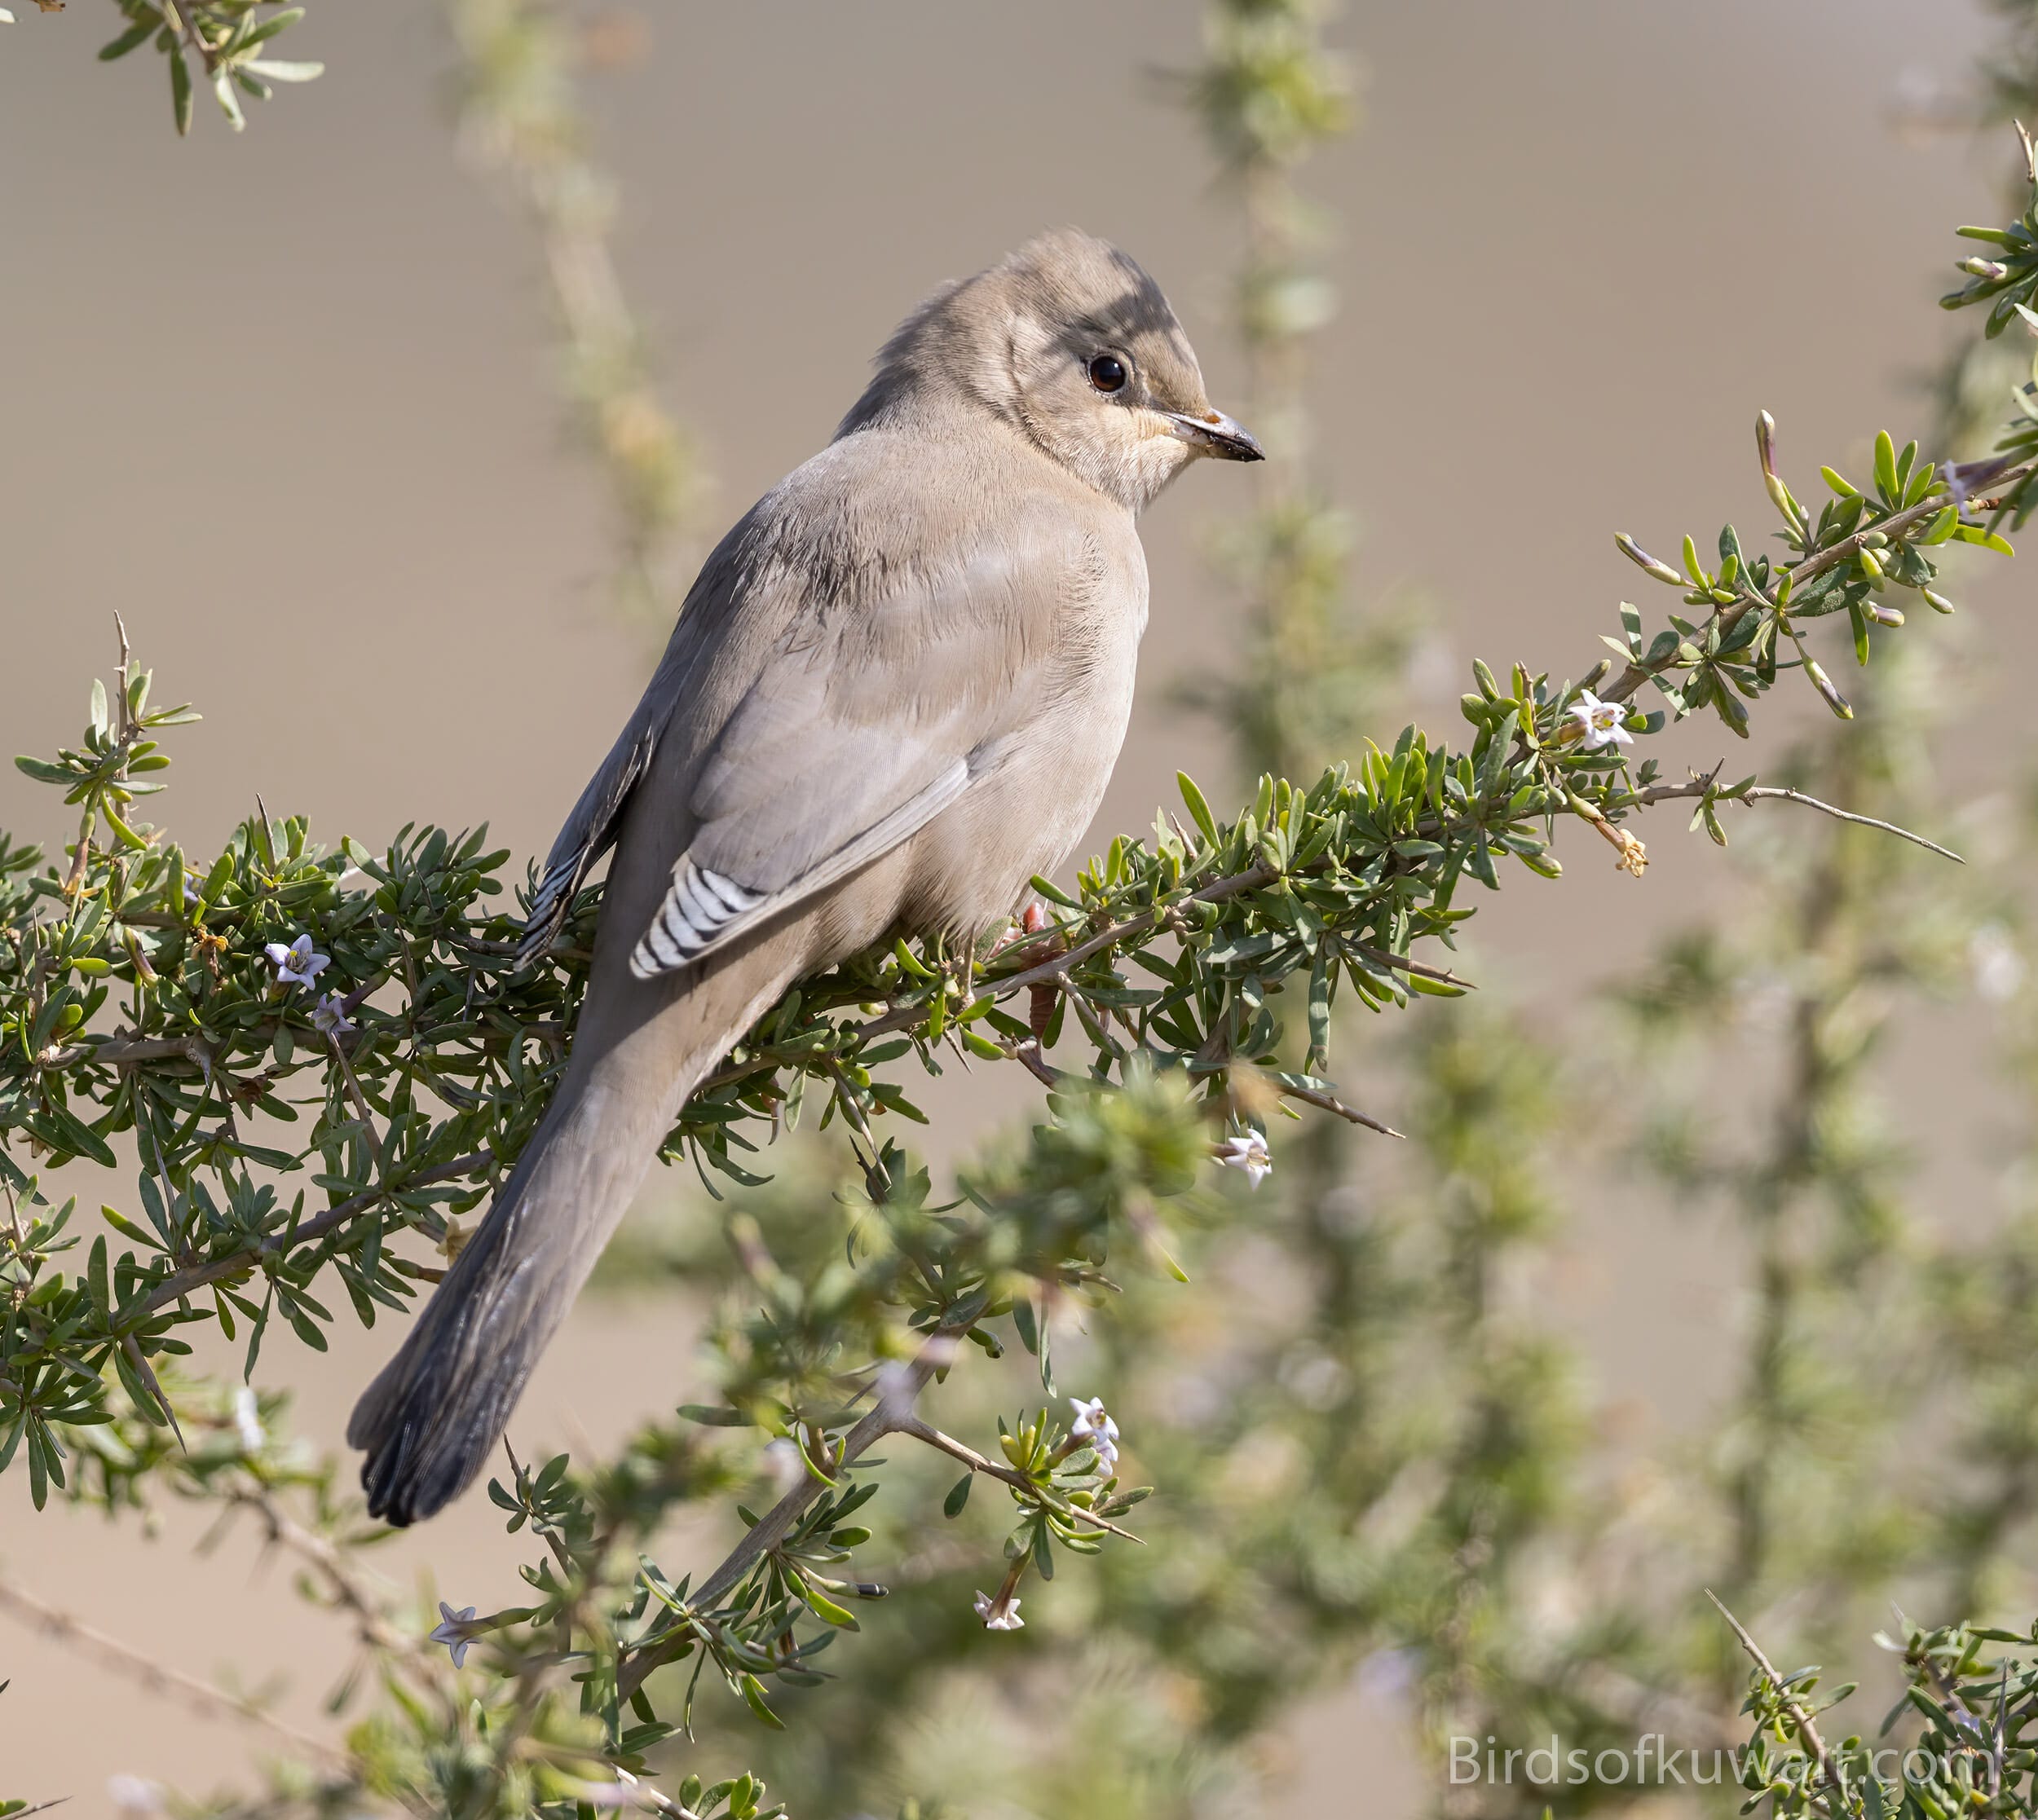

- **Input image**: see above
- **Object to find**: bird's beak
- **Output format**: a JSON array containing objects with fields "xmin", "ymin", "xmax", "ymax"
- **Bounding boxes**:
[{"xmin": 1164, "ymin": 408, "xmax": 1264, "ymax": 462}]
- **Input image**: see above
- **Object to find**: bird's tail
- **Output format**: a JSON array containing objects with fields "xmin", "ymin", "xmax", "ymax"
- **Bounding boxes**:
[{"xmin": 348, "ymin": 1008, "xmax": 724, "ymax": 1526}]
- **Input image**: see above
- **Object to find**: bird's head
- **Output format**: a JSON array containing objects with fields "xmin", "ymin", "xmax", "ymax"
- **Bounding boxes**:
[{"xmin": 843, "ymin": 228, "xmax": 1261, "ymax": 509}]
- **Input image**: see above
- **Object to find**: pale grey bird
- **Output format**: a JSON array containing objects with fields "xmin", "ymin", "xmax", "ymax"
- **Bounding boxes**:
[{"xmin": 348, "ymin": 229, "xmax": 1262, "ymax": 1523}]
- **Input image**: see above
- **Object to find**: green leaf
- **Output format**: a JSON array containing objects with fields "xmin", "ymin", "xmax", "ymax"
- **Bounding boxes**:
[
  {"xmin": 99, "ymin": 1205, "xmax": 161, "ymax": 1250},
  {"xmin": 1952, "ymin": 524, "xmax": 2015, "ymax": 556},
  {"xmin": 236, "ymin": 6, "xmax": 306, "ymax": 50},
  {"xmin": 1176, "ymin": 771, "xmax": 1220, "ymax": 843},
  {"xmin": 170, "ymin": 46, "xmax": 192, "ymax": 136},
  {"xmin": 97, "ymin": 20, "xmax": 157, "ymax": 60},
  {"xmin": 798, "ymin": 1582, "xmax": 860, "ymax": 1629},
  {"xmin": 212, "ymin": 66, "xmax": 246, "ymax": 130},
  {"xmin": 739, "ymin": 1673, "xmax": 786, "ymax": 1730},
  {"xmin": 240, "ymin": 57, "xmax": 324, "ymax": 82},
  {"xmin": 86, "ymin": 1234, "xmax": 110, "ymax": 1320},
  {"xmin": 943, "ymin": 1474, "xmax": 973, "ymax": 1518}
]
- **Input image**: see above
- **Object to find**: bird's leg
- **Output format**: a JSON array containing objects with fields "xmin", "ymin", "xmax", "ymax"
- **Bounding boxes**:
[{"xmin": 1028, "ymin": 980, "xmax": 1057, "ymax": 1041}]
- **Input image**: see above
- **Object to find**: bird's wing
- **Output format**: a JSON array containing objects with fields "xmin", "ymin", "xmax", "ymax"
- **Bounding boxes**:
[
  {"xmin": 516, "ymin": 719, "xmax": 659, "ymax": 967},
  {"xmin": 629, "ymin": 513, "xmax": 1086, "ymax": 980},
  {"xmin": 515, "ymin": 507, "xmax": 777, "ymax": 967}
]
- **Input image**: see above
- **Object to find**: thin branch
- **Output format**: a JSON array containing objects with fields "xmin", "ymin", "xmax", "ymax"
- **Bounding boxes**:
[
  {"xmin": 617, "ymin": 1336, "xmax": 957, "ymax": 1699},
  {"xmin": 326, "ymin": 1032, "xmax": 390, "ymax": 1175},
  {"xmin": 1354, "ymin": 942, "xmax": 1475, "ymax": 989},
  {"xmin": 1275, "ymin": 1078, "xmax": 1404, "ymax": 1139},
  {"xmin": 0, "ymin": 1575, "xmax": 348, "ymax": 1770},
  {"xmin": 1008, "ymin": 1038, "xmax": 1062, "ymax": 1087},
  {"xmin": 157, "ymin": 0, "xmax": 218, "ymax": 72},
  {"xmin": 1707, "ymin": 1589, "xmax": 1842, "ymax": 1806},
  {"xmin": 225, "ymin": 1485, "xmax": 416, "ymax": 1658},
  {"xmin": 1629, "ymin": 778, "xmax": 1963, "ymax": 862},
  {"xmin": 891, "ymin": 1413, "xmax": 1145, "ymax": 1543},
  {"xmin": 34, "ymin": 1031, "xmax": 196, "ymax": 1076},
  {"xmin": 856, "ymin": 862, "xmax": 1281, "ymax": 1045},
  {"xmin": 143, "ymin": 1151, "xmax": 492, "ymax": 1315},
  {"xmin": 1604, "ymin": 459, "xmax": 2032, "ymax": 707}
]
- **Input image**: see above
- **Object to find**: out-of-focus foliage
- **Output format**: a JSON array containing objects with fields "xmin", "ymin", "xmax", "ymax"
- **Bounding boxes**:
[{"xmin": 443, "ymin": 0, "xmax": 706, "ymax": 632}]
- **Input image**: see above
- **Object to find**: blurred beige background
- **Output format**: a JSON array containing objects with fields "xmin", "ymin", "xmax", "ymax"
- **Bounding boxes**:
[{"xmin": 0, "ymin": 0, "xmax": 2026, "ymax": 1808}]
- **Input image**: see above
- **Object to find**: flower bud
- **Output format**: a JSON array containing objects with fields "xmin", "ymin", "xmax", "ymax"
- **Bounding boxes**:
[
  {"xmin": 1864, "ymin": 600, "xmax": 1905, "ymax": 627},
  {"xmin": 1857, "ymin": 548, "xmax": 1884, "ymax": 582},
  {"xmin": 1614, "ymin": 532, "xmax": 1685, "ymax": 585},
  {"xmin": 1922, "ymin": 588, "xmax": 1956, "ymax": 614},
  {"xmin": 1806, "ymin": 659, "xmax": 1854, "ymax": 719},
  {"xmin": 1963, "ymin": 256, "xmax": 2009, "ymax": 280},
  {"xmin": 1755, "ymin": 408, "xmax": 1779, "ymax": 478}
]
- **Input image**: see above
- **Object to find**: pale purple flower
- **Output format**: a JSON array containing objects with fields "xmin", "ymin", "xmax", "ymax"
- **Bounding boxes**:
[
  {"xmin": 973, "ymin": 1587, "xmax": 1024, "ymax": 1632},
  {"xmin": 1568, "ymin": 689, "xmax": 1634, "ymax": 751},
  {"xmin": 262, "ymin": 933, "xmax": 329, "ymax": 989},
  {"xmin": 311, "ymin": 990, "xmax": 355, "ymax": 1037},
  {"xmin": 1359, "ymin": 1646, "xmax": 1418, "ymax": 1702},
  {"xmin": 1069, "ymin": 1395, "xmax": 1120, "ymax": 1465},
  {"xmin": 1215, "ymin": 1130, "xmax": 1273, "ymax": 1188},
  {"xmin": 430, "ymin": 1600, "xmax": 479, "ymax": 1668}
]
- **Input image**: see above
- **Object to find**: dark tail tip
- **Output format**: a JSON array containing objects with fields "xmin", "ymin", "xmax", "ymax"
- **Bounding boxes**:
[
  {"xmin": 357, "ymin": 1430, "xmax": 457, "ymax": 1528},
  {"xmin": 350, "ymin": 1363, "xmax": 514, "ymax": 1527},
  {"xmin": 348, "ymin": 1303, "xmax": 533, "ymax": 1526}
]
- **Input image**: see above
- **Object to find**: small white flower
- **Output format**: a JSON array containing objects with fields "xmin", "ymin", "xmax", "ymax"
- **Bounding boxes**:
[
  {"xmin": 1970, "ymin": 924, "xmax": 2027, "ymax": 1004},
  {"xmin": 973, "ymin": 1588, "xmax": 1024, "ymax": 1631},
  {"xmin": 262, "ymin": 933, "xmax": 330, "ymax": 989},
  {"xmin": 310, "ymin": 989, "xmax": 355, "ymax": 1036},
  {"xmin": 108, "ymin": 1777, "xmax": 165, "ymax": 1818},
  {"xmin": 1568, "ymin": 689, "xmax": 1634, "ymax": 751},
  {"xmin": 232, "ymin": 1384, "xmax": 264, "ymax": 1453},
  {"xmin": 1215, "ymin": 1130, "xmax": 1273, "ymax": 1188},
  {"xmin": 430, "ymin": 1600, "xmax": 479, "ymax": 1668},
  {"xmin": 1068, "ymin": 1395, "xmax": 1120, "ymax": 1465},
  {"xmin": 761, "ymin": 1435, "xmax": 805, "ymax": 1496}
]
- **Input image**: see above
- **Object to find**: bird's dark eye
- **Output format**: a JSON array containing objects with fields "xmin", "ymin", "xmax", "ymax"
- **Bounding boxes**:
[{"xmin": 1087, "ymin": 353, "xmax": 1128, "ymax": 394}]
